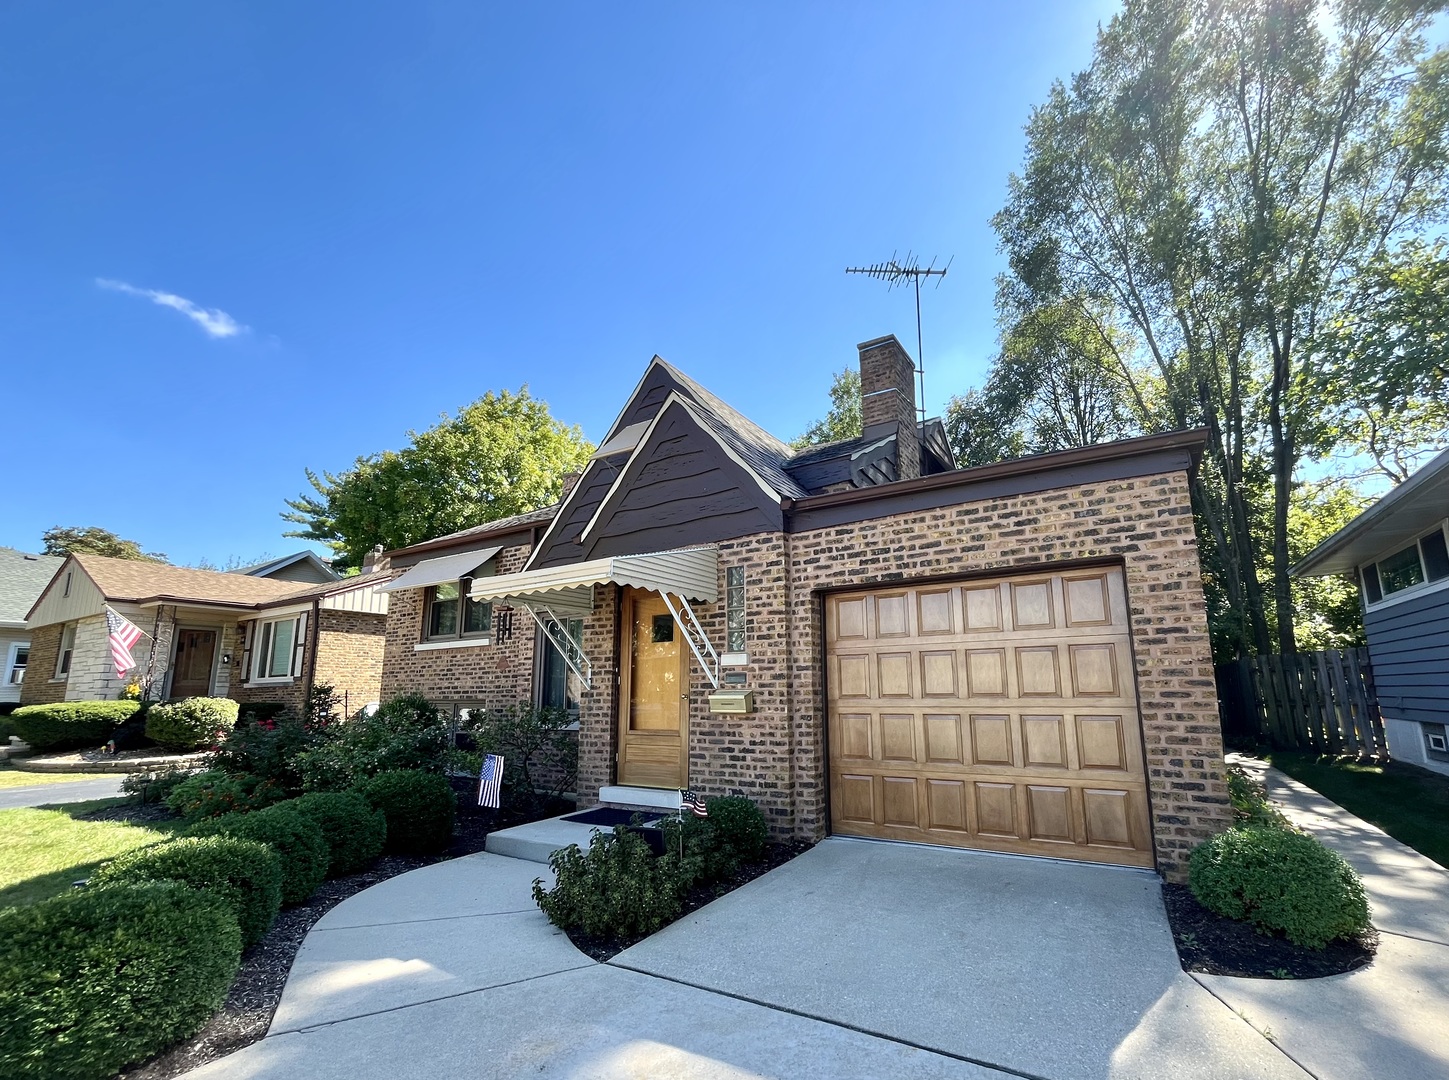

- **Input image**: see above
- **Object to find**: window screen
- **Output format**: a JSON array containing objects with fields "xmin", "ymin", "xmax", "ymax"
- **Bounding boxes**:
[
  {"xmin": 1377, "ymin": 544, "xmax": 1425, "ymax": 595},
  {"xmin": 1362, "ymin": 564, "xmax": 1383, "ymax": 605},
  {"xmin": 1421, "ymin": 528, "xmax": 1449, "ymax": 582}
]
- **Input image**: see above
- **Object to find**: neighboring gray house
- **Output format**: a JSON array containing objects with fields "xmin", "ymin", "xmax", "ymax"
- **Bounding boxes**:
[
  {"xmin": 1294, "ymin": 447, "xmax": 1449, "ymax": 777},
  {"xmin": 0, "ymin": 548, "xmax": 65, "ymax": 705},
  {"xmin": 238, "ymin": 551, "xmax": 339, "ymax": 585}
]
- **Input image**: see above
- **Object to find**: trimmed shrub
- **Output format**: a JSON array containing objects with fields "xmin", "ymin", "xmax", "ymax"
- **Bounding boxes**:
[
  {"xmin": 10, "ymin": 700, "xmax": 140, "ymax": 750},
  {"xmin": 122, "ymin": 763, "xmax": 200, "ymax": 805},
  {"xmin": 0, "ymin": 881, "xmax": 241, "ymax": 1080},
  {"xmin": 188, "ymin": 805, "xmax": 328, "ymax": 905},
  {"xmin": 237, "ymin": 701, "xmax": 289, "ymax": 724},
  {"xmin": 92, "ymin": 835, "xmax": 283, "ymax": 947},
  {"xmin": 166, "ymin": 769, "xmax": 288, "ymax": 823},
  {"xmin": 212, "ymin": 713, "xmax": 315, "ymax": 793},
  {"xmin": 358, "ymin": 769, "xmax": 455, "ymax": 854},
  {"xmin": 660, "ymin": 796, "xmax": 771, "ymax": 885},
  {"xmin": 296, "ymin": 693, "xmax": 451, "ymax": 790},
  {"xmin": 1189, "ymin": 826, "xmax": 1371, "ymax": 949},
  {"xmin": 281, "ymin": 792, "xmax": 387, "ymax": 876},
  {"xmin": 1226, "ymin": 765, "xmax": 1292, "ymax": 829},
  {"xmin": 533, "ymin": 826, "xmax": 685, "ymax": 939},
  {"xmin": 464, "ymin": 703, "xmax": 579, "ymax": 813},
  {"xmin": 146, "ymin": 696, "xmax": 239, "ymax": 751}
]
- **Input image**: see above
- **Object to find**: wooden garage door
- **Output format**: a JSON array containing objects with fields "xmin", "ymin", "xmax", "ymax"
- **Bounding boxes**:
[{"xmin": 826, "ymin": 567, "xmax": 1155, "ymax": 868}]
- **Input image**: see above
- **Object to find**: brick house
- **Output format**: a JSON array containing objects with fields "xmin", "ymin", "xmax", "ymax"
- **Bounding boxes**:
[
  {"xmin": 380, "ymin": 335, "xmax": 1229, "ymax": 880},
  {"xmin": 22, "ymin": 555, "xmax": 395, "ymax": 718}
]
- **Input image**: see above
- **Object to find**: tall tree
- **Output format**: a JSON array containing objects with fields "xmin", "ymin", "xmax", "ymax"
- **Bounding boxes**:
[
  {"xmin": 792, "ymin": 368, "xmax": 862, "ymax": 448},
  {"xmin": 993, "ymin": 0, "xmax": 1449, "ymax": 658},
  {"xmin": 41, "ymin": 527, "xmax": 166, "ymax": 563},
  {"xmin": 283, "ymin": 388, "xmax": 593, "ymax": 570}
]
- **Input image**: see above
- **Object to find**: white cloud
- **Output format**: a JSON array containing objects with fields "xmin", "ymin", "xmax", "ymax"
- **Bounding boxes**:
[{"xmin": 96, "ymin": 278, "xmax": 247, "ymax": 339}]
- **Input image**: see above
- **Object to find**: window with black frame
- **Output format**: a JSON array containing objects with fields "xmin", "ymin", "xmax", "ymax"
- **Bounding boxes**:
[
  {"xmin": 424, "ymin": 579, "xmax": 492, "ymax": 642},
  {"xmin": 539, "ymin": 618, "xmax": 584, "ymax": 719}
]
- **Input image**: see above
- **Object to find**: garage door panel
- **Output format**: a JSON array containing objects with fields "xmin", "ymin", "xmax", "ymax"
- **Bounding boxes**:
[
  {"xmin": 1016, "ymin": 646, "xmax": 1061, "ymax": 696},
  {"xmin": 879, "ymin": 713, "xmax": 916, "ymax": 762},
  {"xmin": 827, "ymin": 567, "xmax": 1155, "ymax": 869}
]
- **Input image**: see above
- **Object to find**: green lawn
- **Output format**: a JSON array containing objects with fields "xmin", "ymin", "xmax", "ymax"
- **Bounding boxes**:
[
  {"xmin": 0, "ymin": 764, "xmax": 119, "ymax": 788},
  {"xmin": 0, "ymin": 800, "xmax": 181, "ymax": 908},
  {"xmin": 1269, "ymin": 752, "xmax": 1449, "ymax": 869}
]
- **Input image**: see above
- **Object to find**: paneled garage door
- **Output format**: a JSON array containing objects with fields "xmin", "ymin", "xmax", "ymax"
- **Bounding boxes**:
[{"xmin": 826, "ymin": 567, "xmax": 1155, "ymax": 868}]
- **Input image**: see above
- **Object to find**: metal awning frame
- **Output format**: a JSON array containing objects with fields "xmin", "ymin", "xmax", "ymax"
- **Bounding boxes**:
[
  {"xmin": 522, "ymin": 601, "xmax": 593, "ymax": 691},
  {"xmin": 660, "ymin": 591, "xmax": 720, "ymax": 690}
]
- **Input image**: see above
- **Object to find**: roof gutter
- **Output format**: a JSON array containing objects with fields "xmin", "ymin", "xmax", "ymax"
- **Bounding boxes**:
[{"xmin": 781, "ymin": 428, "xmax": 1209, "ymax": 511}]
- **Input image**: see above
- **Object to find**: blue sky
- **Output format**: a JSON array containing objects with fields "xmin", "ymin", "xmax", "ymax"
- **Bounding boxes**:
[{"xmin": 1, "ymin": 1, "xmax": 1118, "ymax": 566}]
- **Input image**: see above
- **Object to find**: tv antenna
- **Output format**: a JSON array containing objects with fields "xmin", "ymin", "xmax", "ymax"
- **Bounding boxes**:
[{"xmin": 846, "ymin": 251, "xmax": 952, "ymax": 422}]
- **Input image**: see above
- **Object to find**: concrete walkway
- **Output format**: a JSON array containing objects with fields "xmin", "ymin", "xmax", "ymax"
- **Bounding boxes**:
[
  {"xmin": 1198, "ymin": 759, "xmax": 1449, "ymax": 1080},
  {"xmin": 0, "ymin": 775, "xmax": 126, "ymax": 809},
  {"xmin": 183, "ymin": 771, "xmax": 1449, "ymax": 1080}
]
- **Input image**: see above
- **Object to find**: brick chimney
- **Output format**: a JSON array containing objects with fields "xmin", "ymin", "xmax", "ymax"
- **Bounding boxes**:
[
  {"xmin": 361, "ymin": 544, "xmax": 389, "ymax": 574},
  {"xmin": 559, "ymin": 471, "xmax": 582, "ymax": 501},
  {"xmin": 858, "ymin": 334, "xmax": 921, "ymax": 482}
]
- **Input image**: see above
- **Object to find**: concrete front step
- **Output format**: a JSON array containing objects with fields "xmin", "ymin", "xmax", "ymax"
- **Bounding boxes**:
[{"xmin": 485, "ymin": 813, "xmax": 609, "ymax": 864}]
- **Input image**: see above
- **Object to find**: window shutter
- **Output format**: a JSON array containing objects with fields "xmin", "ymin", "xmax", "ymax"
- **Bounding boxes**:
[
  {"xmin": 240, "ymin": 621, "xmax": 254, "ymax": 683},
  {"xmin": 290, "ymin": 613, "xmax": 308, "ymax": 678}
]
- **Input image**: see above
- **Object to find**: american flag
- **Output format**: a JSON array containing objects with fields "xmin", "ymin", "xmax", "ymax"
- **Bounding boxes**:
[
  {"xmin": 477, "ymin": 754, "xmax": 504, "ymax": 809},
  {"xmin": 105, "ymin": 607, "xmax": 144, "ymax": 679},
  {"xmin": 679, "ymin": 789, "xmax": 709, "ymax": 818}
]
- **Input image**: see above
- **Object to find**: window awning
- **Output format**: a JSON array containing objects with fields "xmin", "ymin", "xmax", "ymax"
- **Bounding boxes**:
[
  {"xmin": 467, "ymin": 547, "xmax": 718, "ymax": 614},
  {"xmin": 378, "ymin": 546, "xmax": 502, "ymax": 593}
]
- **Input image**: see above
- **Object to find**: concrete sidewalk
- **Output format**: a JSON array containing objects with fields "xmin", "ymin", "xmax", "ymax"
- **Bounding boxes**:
[{"xmin": 1196, "ymin": 759, "xmax": 1449, "ymax": 1080}]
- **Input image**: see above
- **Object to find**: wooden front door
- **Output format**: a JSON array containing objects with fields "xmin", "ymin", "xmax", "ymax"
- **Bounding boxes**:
[
  {"xmin": 826, "ymin": 567, "xmax": 1155, "ymax": 868},
  {"xmin": 618, "ymin": 588, "xmax": 688, "ymax": 788},
  {"xmin": 171, "ymin": 629, "xmax": 217, "ymax": 698}
]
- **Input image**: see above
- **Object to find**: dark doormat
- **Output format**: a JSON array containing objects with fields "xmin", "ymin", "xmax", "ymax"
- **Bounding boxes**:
[{"xmin": 563, "ymin": 807, "xmax": 663, "ymax": 827}]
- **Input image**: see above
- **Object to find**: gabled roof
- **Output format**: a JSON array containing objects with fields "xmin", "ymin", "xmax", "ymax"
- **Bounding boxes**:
[
  {"xmin": 1293, "ymin": 446, "xmax": 1449, "ymax": 578},
  {"xmin": 237, "ymin": 551, "xmax": 338, "ymax": 581},
  {"xmin": 28, "ymin": 555, "xmax": 306, "ymax": 622},
  {"xmin": 0, "ymin": 549, "xmax": 64, "ymax": 628}
]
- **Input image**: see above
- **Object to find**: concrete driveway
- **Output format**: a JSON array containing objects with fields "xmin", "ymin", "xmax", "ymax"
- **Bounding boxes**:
[
  {"xmin": 0, "ymin": 776, "xmax": 126, "ymax": 809},
  {"xmin": 184, "ymin": 840, "xmax": 1309, "ymax": 1080}
]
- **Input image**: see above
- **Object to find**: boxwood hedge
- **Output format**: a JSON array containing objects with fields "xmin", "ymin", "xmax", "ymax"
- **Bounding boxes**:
[{"xmin": 10, "ymin": 700, "xmax": 140, "ymax": 751}]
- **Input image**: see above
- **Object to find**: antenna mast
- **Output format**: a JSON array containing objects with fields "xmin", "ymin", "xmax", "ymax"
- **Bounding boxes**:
[{"xmin": 846, "ymin": 251, "xmax": 952, "ymax": 422}]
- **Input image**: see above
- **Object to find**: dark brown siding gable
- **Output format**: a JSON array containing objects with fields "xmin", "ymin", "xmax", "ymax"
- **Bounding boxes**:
[
  {"xmin": 605, "ymin": 361, "xmax": 681, "ymax": 440},
  {"xmin": 530, "ymin": 459, "xmax": 621, "ymax": 568},
  {"xmin": 582, "ymin": 400, "xmax": 784, "ymax": 560}
]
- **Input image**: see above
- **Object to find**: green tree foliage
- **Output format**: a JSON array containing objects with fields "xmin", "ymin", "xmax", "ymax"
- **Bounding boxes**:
[
  {"xmin": 947, "ymin": 301, "xmax": 1146, "ymax": 466},
  {"xmin": 792, "ymin": 368, "xmax": 862, "ymax": 448},
  {"xmin": 283, "ymin": 388, "xmax": 593, "ymax": 569},
  {"xmin": 991, "ymin": 0, "xmax": 1449, "ymax": 658},
  {"xmin": 41, "ymin": 526, "xmax": 166, "ymax": 562}
]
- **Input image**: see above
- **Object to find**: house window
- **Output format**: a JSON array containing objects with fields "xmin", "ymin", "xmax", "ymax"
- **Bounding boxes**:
[
  {"xmin": 55, "ymin": 623, "xmax": 76, "ymax": 677},
  {"xmin": 6, "ymin": 644, "xmax": 26, "ymax": 684},
  {"xmin": 726, "ymin": 566, "xmax": 746, "ymax": 653},
  {"xmin": 1362, "ymin": 523, "xmax": 1449, "ymax": 606},
  {"xmin": 539, "ymin": 618, "xmax": 584, "ymax": 718},
  {"xmin": 424, "ymin": 580, "xmax": 492, "ymax": 642},
  {"xmin": 255, "ymin": 616, "xmax": 302, "ymax": 680}
]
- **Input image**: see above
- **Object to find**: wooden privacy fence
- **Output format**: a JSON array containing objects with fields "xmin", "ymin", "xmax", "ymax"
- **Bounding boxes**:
[{"xmin": 1215, "ymin": 647, "xmax": 1387, "ymax": 756}]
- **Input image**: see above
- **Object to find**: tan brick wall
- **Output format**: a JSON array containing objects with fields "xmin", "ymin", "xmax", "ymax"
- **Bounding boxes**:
[
  {"xmin": 18, "ymin": 623, "xmax": 66, "ymax": 705},
  {"xmin": 314, "ymin": 609, "xmax": 386, "ymax": 715},
  {"xmin": 569, "ymin": 468, "xmax": 1227, "ymax": 881},
  {"xmin": 380, "ymin": 544, "xmax": 538, "ymax": 709}
]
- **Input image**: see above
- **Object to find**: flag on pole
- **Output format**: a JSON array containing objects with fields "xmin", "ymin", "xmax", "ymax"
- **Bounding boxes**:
[
  {"xmin": 477, "ymin": 754, "xmax": 504, "ymax": 809},
  {"xmin": 105, "ymin": 607, "xmax": 144, "ymax": 679},
  {"xmin": 679, "ymin": 789, "xmax": 709, "ymax": 818}
]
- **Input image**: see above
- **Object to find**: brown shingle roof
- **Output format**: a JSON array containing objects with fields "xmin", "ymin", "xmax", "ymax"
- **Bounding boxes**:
[{"xmin": 73, "ymin": 554, "xmax": 305, "ymax": 607}]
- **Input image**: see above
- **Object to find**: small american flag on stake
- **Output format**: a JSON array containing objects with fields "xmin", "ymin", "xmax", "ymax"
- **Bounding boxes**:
[
  {"xmin": 679, "ymin": 789, "xmax": 708, "ymax": 818},
  {"xmin": 105, "ymin": 607, "xmax": 144, "ymax": 679},
  {"xmin": 477, "ymin": 754, "xmax": 504, "ymax": 809}
]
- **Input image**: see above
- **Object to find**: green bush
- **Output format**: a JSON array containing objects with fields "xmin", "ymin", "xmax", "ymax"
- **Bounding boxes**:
[
  {"xmin": 188, "ymin": 805, "xmax": 328, "ymax": 905},
  {"xmin": 1226, "ymin": 765, "xmax": 1292, "ymax": 829},
  {"xmin": 146, "ymin": 696, "xmax": 240, "ymax": 751},
  {"xmin": 296, "ymin": 693, "xmax": 452, "ymax": 790},
  {"xmin": 0, "ymin": 881, "xmax": 241, "ymax": 1080},
  {"xmin": 213, "ymin": 713, "xmax": 315, "ymax": 793},
  {"xmin": 92, "ymin": 835, "xmax": 282, "ymax": 947},
  {"xmin": 1189, "ymin": 826, "xmax": 1371, "ymax": 949},
  {"xmin": 281, "ymin": 792, "xmax": 387, "ymax": 876},
  {"xmin": 660, "ymin": 796, "xmax": 771, "ymax": 885},
  {"xmin": 463, "ymin": 703, "xmax": 579, "ymax": 813},
  {"xmin": 0, "ymin": 715, "xmax": 15, "ymax": 742},
  {"xmin": 357, "ymin": 769, "xmax": 455, "ymax": 854},
  {"xmin": 533, "ymin": 826, "xmax": 685, "ymax": 939},
  {"xmin": 122, "ymin": 763, "xmax": 198, "ymax": 805},
  {"xmin": 166, "ymin": 769, "xmax": 288, "ymax": 823},
  {"xmin": 10, "ymin": 700, "xmax": 140, "ymax": 750}
]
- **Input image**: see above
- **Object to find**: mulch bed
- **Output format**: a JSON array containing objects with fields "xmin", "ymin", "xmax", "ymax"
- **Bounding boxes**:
[
  {"xmin": 93, "ymin": 785, "xmax": 571, "ymax": 1080},
  {"xmin": 1162, "ymin": 883, "xmax": 1377, "ymax": 979},
  {"xmin": 564, "ymin": 839, "xmax": 816, "ymax": 962}
]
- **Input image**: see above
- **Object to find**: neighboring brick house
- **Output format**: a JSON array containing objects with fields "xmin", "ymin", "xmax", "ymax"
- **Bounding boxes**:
[
  {"xmin": 22, "ymin": 555, "xmax": 394, "ymax": 719},
  {"xmin": 382, "ymin": 335, "xmax": 1229, "ymax": 880}
]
